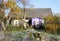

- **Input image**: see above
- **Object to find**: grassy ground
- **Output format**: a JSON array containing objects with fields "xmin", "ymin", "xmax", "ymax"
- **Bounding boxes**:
[
  {"xmin": 4, "ymin": 25, "xmax": 60, "ymax": 36},
  {"xmin": 0, "ymin": 25, "xmax": 59, "ymax": 41}
]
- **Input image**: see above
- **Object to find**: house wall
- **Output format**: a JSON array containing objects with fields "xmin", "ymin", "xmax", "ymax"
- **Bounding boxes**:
[{"xmin": 13, "ymin": 20, "xmax": 19, "ymax": 26}]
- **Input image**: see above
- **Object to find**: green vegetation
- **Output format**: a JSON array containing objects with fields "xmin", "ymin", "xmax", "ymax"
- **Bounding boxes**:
[
  {"xmin": 44, "ymin": 15, "xmax": 60, "ymax": 35},
  {"xmin": 6, "ymin": 25, "xmax": 26, "ymax": 31}
]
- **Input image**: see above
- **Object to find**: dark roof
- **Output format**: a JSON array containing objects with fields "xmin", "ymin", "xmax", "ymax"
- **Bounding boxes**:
[
  {"xmin": 8, "ymin": 8, "xmax": 52, "ymax": 18},
  {"xmin": 25, "ymin": 8, "xmax": 52, "ymax": 18}
]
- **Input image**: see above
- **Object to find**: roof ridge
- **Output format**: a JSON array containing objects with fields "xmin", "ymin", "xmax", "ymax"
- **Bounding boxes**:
[{"xmin": 25, "ymin": 8, "xmax": 51, "ymax": 9}]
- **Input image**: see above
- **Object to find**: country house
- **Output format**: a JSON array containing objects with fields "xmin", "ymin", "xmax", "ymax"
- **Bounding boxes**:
[{"xmin": 7, "ymin": 8, "xmax": 53, "ymax": 26}]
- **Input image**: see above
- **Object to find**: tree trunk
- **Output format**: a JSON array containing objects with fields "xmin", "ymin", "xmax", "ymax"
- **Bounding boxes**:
[
  {"xmin": 23, "ymin": 5, "xmax": 27, "ymax": 28},
  {"xmin": 1, "ymin": 21, "xmax": 6, "ymax": 31}
]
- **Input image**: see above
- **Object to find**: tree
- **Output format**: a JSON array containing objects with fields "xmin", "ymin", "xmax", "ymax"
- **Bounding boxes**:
[
  {"xmin": 4, "ymin": 0, "xmax": 31, "ymax": 28},
  {"xmin": 45, "ymin": 15, "xmax": 54, "ymax": 22},
  {"xmin": 9, "ymin": 6, "xmax": 22, "ymax": 19},
  {"xmin": 15, "ymin": 0, "xmax": 29, "ymax": 20},
  {"xmin": 0, "ymin": 0, "xmax": 5, "ymax": 19},
  {"xmin": 17, "ymin": 0, "xmax": 30, "ymax": 17},
  {"xmin": 45, "ymin": 15, "xmax": 60, "ymax": 33},
  {"xmin": 18, "ymin": 0, "xmax": 30, "ymax": 28},
  {"xmin": 2, "ymin": 0, "xmax": 25, "ymax": 27},
  {"xmin": 6, "ymin": 0, "xmax": 16, "ymax": 8},
  {"xmin": 0, "ymin": 0, "xmax": 6, "ymax": 31}
]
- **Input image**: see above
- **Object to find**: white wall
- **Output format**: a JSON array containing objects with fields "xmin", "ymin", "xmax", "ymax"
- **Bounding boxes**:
[{"xmin": 13, "ymin": 20, "xmax": 19, "ymax": 26}]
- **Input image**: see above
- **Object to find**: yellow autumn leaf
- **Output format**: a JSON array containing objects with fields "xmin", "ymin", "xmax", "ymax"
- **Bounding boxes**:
[{"xmin": 6, "ymin": 1, "xmax": 16, "ymax": 8}]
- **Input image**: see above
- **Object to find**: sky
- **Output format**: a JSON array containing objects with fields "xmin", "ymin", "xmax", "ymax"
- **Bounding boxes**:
[
  {"xmin": 3, "ymin": 0, "xmax": 60, "ymax": 15},
  {"xmin": 29, "ymin": 0, "xmax": 60, "ymax": 14}
]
